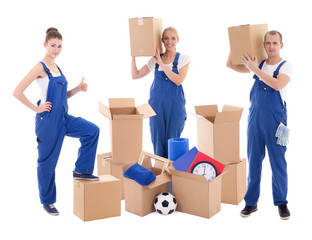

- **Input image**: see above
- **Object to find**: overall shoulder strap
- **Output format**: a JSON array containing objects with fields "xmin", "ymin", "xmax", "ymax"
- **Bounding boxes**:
[
  {"xmin": 273, "ymin": 60, "xmax": 287, "ymax": 78},
  {"xmin": 39, "ymin": 61, "xmax": 51, "ymax": 76},
  {"xmin": 172, "ymin": 52, "xmax": 180, "ymax": 69},
  {"xmin": 258, "ymin": 60, "xmax": 266, "ymax": 70}
]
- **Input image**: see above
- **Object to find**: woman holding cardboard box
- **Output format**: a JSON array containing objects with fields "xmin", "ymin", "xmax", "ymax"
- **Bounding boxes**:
[
  {"xmin": 226, "ymin": 30, "xmax": 292, "ymax": 220},
  {"xmin": 13, "ymin": 28, "xmax": 100, "ymax": 216},
  {"xmin": 131, "ymin": 27, "xmax": 190, "ymax": 158}
]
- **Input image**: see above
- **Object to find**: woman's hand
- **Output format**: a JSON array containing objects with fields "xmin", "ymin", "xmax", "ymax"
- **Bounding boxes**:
[
  {"xmin": 154, "ymin": 47, "xmax": 163, "ymax": 66},
  {"xmin": 78, "ymin": 77, "xmax": 88, "ymax": 92},
  {"xmin": 37, "ymin": 101, "xmax": 52, "ymax": 113}
]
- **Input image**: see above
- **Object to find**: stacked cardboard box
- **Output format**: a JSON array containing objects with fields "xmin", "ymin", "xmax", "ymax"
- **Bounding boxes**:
[
  {"xmin": 97, "ymin": 98, "xmax": 156, "ymax": 199},
  {"xmin": 193, "ymin": 104, "xmax": 247, "ymax": 205},
  {"xmin": 228, "ymin": 24, "xmax": 268, "ymax": 65}
]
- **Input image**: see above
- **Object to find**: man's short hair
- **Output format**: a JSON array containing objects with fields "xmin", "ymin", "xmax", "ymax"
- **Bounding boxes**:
[{"xmin": 264, "ymin": 30, "xmax": 283, "ymax": 43}]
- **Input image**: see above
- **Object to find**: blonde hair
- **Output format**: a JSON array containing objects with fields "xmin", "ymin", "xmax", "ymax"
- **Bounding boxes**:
[{"xmin": 162, "ymin": 27, "xmax": 179, "ymax": 40}]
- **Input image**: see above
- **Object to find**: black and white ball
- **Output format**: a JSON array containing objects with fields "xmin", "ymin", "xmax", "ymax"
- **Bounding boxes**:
[{"xmin": 154, "ymin": 192, "xmax": 177, "ymax": 215}]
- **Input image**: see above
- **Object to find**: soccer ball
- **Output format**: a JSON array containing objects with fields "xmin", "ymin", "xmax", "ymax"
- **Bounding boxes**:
[{"xmin": 154, "ymin": 192, "xmax": 177, "ymax": 215}]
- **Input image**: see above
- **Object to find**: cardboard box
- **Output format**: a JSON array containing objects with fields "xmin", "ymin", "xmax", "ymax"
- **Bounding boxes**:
[
  {"xmin": 222, "ymin": 158, "xmax": 246, "ymax": 205},
  {"xmin": 124, "ymin": 151, "xmax": 171, "ymax": 217},
  {"xmin": 74, "ymin": 175, "xmax": 121, "ymax": 221},
  {"xmin": 169, "ymin": 166, "xmax": 225, "ymax": 219},
  {"xmin": 97, "ymin": 152, "xmax": 152, "ymax": 200},
  {"xmin": 194, "ymin": 104, "xmax": 243, "ymax": 165},
  {"xmin": 129, "ymin": 17, "xmax": 163, "ymax": 56},
  {"xmin": 98, "ymin": 98, "xmax": 156, "ymax": 164},
  {"xmin": 228, "ymin": 24, "xmax": 268, "ymax": 65}
]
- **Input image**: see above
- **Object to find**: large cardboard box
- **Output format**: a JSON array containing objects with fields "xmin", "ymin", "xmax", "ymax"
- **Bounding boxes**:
[
  {"xmin": 98, "ymin": 98, "xmax": 156, "ymax": 164},
  {"xmin": 74, "ymin": 175, "xmax": 121, "ymax": 221},
  {"xmin": 228, "ymin": 24, "xmax": 268, "ymax": 65},
  {"xmin": 169, "ymin": 166, "xmax": 225, "ymax": 219},
  {"xmin": 129, "ymin": 17, "xmax": 163, "ymax": 56},
  {"xmin": 194, "ymin": 104, "xmax": 243, "ymax": 165},
  {"xmin": 221, "ymin": 158, "xmax": 247, "ymax": 205},
  {"xmin": 124, "ymin": 151, "xmax": 171, "ymax": 217}
]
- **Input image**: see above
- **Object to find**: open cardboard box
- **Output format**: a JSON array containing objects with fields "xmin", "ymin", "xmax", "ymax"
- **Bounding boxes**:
[
  {"xmin": 228, "ymin": 24, "xmax": 268, "ymax": 65},
  {"xmin": 192, "ymin": 104, "xmax": 243, "ymax": 165},
  {"xmin": 129, "ymin": 17, "xmax": 163, "ymax": 56},
  {"xmin": 168, "ymin": 164, "xmax": 226, "ymax": 219},
  {"xmin": 124, "ymin": 151, "xmax": 171, "ymax": 217},
  {"xmin": 97, "ymin": 152, "xmax": 152, "ymax": 200},
  {"xmin": 98, "ymin": 98, "xmax": 156, "ymax": 164}
]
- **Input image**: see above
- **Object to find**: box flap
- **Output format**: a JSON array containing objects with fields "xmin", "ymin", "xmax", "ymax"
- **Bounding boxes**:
[
  {"xmin": 215, "ymin": 110, "xmax": 242, "ymax": 123},
  {"xmin": 112, "ymin": 114, "xmax": 143, "ymax": 120},
  {"xmin": 169, "ymin": 168, "xmax": 208, "ymax": 183},
  {"xmin": 195, "ymin": 105, "xmax": 218, "ymax": 123},
  {"xmin": 222, "ymin": 105, "xmax": 243, "ymax": 113},
  {"xmin": 98, "ymin": 101, "xmax": 112, "ymax": 119},
  {"xmin": 109, "ymin": 98, "xmax": 135, "ymax": 108},
  {"xmin": 148, "ymin": 172, "xmax": 171, "ymax": 189},
  {"xmin": 136, "ymin": 103, "xmax": 156, "ymax": 118}
]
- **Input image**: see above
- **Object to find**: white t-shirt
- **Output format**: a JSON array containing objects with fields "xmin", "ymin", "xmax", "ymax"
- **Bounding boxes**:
[
  {"xmin": 36, "ymin": 65, "xmax": 61, "ymax": 103},
  {"xmin": 258, "ymin": 60, "xmax": 292, "ymax": 103},
  {"xmin": 147, "ymin": 53, "xmax": 191, "ymax": 72}
]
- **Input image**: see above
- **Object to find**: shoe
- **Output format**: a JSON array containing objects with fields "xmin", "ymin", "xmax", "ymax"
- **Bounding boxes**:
[
  {"xmin": 240, "ymin": 205, "xmax": 257, "ymax": 217},
  {"xmin": 43, "ymin": 204, "xmax": 59, "ymax": 216},
  {"xmin": 278, "ymin": 204, "xmax": 290, "ymax": 220},
  {"xmin": 73, "ymin": 171, "xmax": 99, "ymax": 181}
]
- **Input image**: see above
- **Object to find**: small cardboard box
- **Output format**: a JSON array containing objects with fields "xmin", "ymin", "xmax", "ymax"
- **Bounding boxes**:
[
  {"xmin": 124, "ymin": 151, "xmax": 171, "ymax": 217},
  {"xmin": 228, "ymin": 24, "xmax": 268, "ymax": 65},
  {"xmin": 221, "ymin": 158, "xmax": 246, "ymax": 205},
  {"xmin": 169, "ymin": 166, "xmax": 225, "ymax": 219},
  {"xmin": 194, "ymin": 104, "xmax": 243, "ymax": 165},
  {"xmin": 74, "ymin": 175, "xmax": 121, "ymax": 222},
  {"xmin": 129, "ymin": 17, "xmax": 163, "ymax": 56},
  {"xmin": 99, "ymin": 98, "xmax": 156, "ymax": 164},
  {"xmin": 97, "ymin": 152, "xmax": 152, "ymax": 200}
]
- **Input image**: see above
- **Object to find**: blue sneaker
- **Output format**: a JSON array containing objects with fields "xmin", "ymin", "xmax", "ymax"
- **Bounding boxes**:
[
  {"xmin": 73, "ymin": 171, "xmax": 99, "ymax": 181},
  {"xmin": 43, "ymin": 204, "xmax": 59, "ymax": 216}
]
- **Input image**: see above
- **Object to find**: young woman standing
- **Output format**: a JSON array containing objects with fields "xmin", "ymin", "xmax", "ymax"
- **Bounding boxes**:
[
  {"xmin": 131, "ymin": 27, "xmax": 190, "ymax": 158},
  {"xmin": 13, "ymin": 28, "xmax": 100, "ymax": 216}
]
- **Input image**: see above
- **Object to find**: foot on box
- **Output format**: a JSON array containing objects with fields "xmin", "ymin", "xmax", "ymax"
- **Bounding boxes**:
[
  {"xmin": 73, "ymin": 171, "xmax": 99, "ymax": 181},
  {"xmin": 240, "ymin": 205, "xmax": 257, "ymax": 217}
]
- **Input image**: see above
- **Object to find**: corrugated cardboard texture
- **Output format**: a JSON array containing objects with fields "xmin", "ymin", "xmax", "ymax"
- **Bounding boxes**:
[
  {"xmin": 74, "ymin": 175, "xmax": 121, "ymax": 221},
  {"xmin": 228, "ymin": 24, "xmax": 268, "ymax": 65},
  {"xmin": 221, "ymin": 159, "xmax": 246, "ymax": 205},
  {"xmin": 129, "ymin": 17, "xmax": 163, "ymax": 56}
]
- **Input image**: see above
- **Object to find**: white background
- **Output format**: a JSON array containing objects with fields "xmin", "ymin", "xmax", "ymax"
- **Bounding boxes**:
[{"xmin": 1, "ymin": 0, "xmax": 311, "ymax": 239}]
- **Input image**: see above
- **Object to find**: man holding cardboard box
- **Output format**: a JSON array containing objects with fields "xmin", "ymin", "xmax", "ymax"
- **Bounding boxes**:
[{"xmin": 227, "ymin": 30, "xmax": 292, "ymax": 220}]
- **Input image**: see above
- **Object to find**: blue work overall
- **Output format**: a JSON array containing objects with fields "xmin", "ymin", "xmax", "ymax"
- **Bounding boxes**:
[
  {"xmin": 148, "ymin": 53, "xmax": 186, "ymax": 158},
  {"xmin": 245, "ymin": 60, "xmax": 288, "ymax": 206},
  {"xmin": 35, "ymin": 62, "xmax": 99, "ymax": 205}
]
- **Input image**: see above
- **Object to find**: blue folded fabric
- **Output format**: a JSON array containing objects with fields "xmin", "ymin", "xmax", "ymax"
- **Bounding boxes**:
[{"xmin": 123, "ymin": 163, "xmax": 156, "ymax": 186}]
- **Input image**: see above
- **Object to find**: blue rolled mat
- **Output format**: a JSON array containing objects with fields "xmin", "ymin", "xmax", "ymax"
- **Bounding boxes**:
[
  {"xmin": 168, "ymin": 138, "xmax": 189, "ymax": 161},
  {"xmin": 172, "ymin": 147, "xmax": 199, "ymax": 172}
]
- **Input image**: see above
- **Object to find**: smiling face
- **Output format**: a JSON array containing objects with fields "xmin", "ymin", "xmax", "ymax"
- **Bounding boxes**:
[
  {"xmin": 263, "ymin": 33, "xmax": 283, "ymax": 59},
  {"xmin": 162, "ymin": 30, "xmax": 179, "ymax": 52},
  {"xmin": 44, "ymin": 38, "xmax": 62, "ymax": 59}
]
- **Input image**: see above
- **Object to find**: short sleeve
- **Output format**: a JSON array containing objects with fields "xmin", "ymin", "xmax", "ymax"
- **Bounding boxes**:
[
  {"xmin": 279, "ymin": 62, "xmax": 292, "ymax": 80},
  {"xmin": 147, "ymin": 57, "xmax": 156, "ymax": 72}
]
